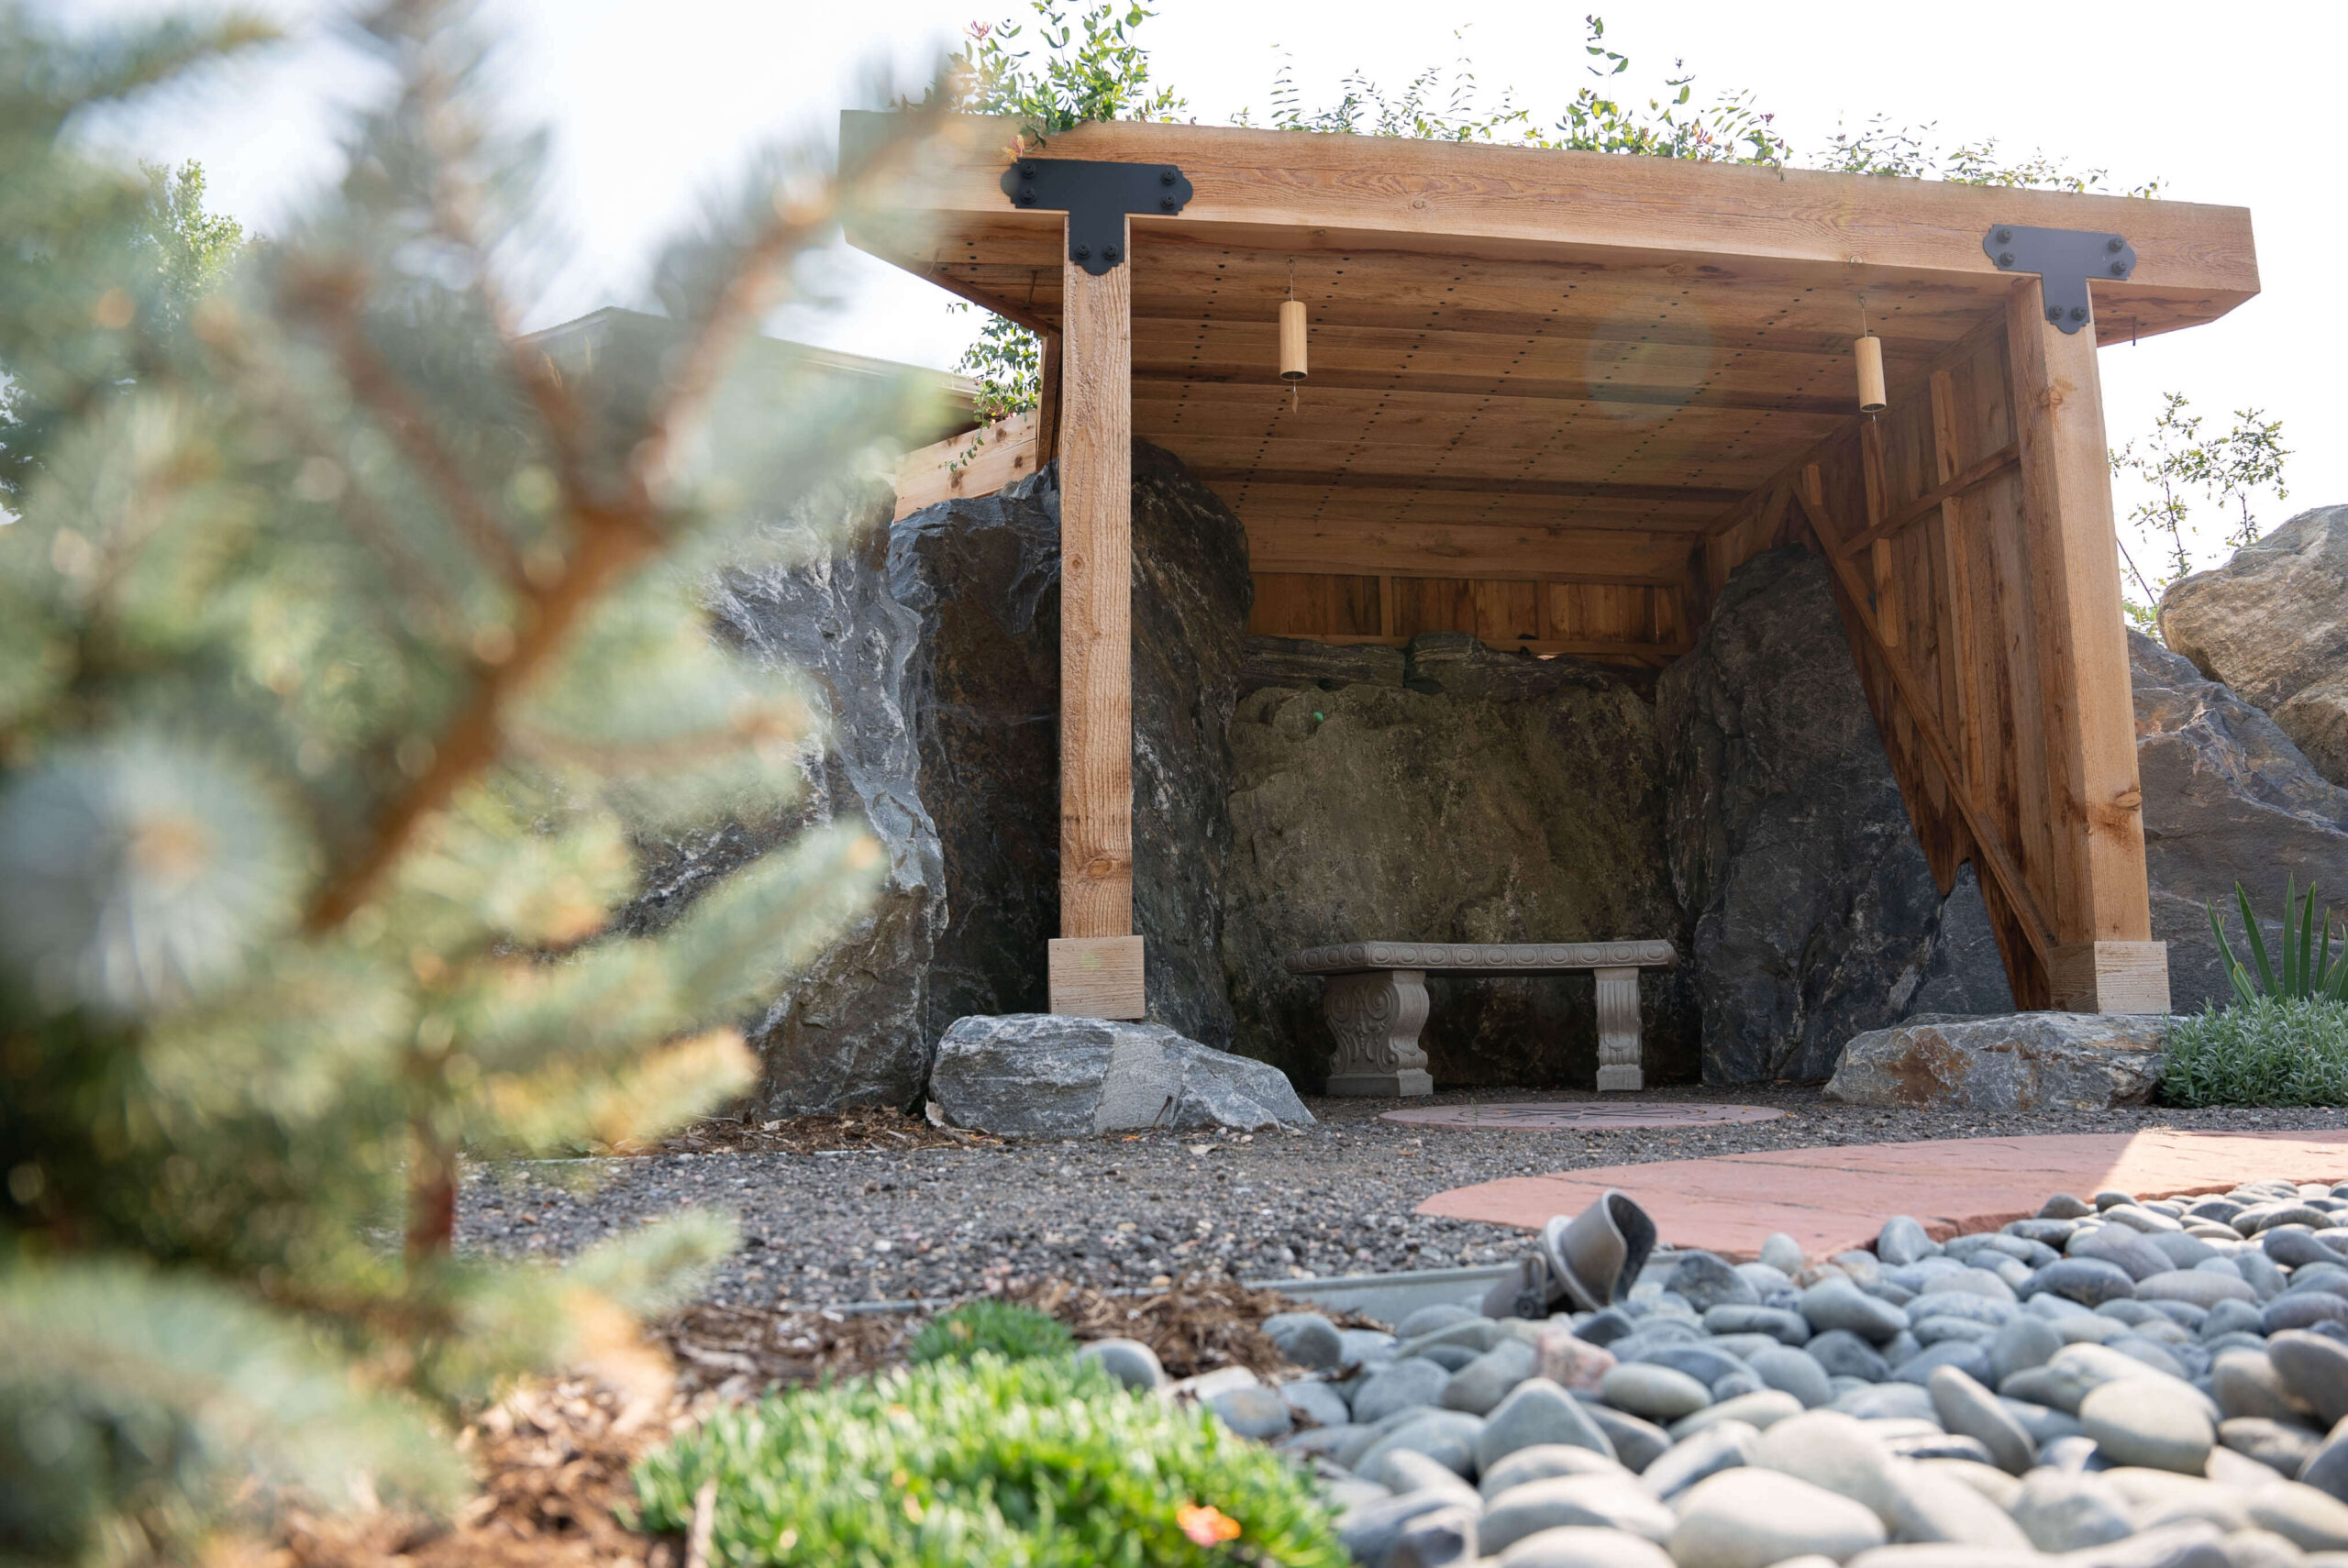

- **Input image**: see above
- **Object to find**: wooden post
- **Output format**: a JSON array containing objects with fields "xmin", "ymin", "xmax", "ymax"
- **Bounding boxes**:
[
  {"xmin": 2005, "ymin": 280, "xmax": 2168, "ymax": 1013},
  {"xmin": 1047, "ymin": 218, "xmax": 1145, "ymax": 1019},
  {"xmin": 1036, "ymin": 328, "xmax": 1062, "ymax": 469}
]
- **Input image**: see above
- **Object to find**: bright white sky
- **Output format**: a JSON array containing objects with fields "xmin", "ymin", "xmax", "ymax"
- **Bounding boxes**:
[{"xmin": 61, "ymin": 0, "xmax": 2347, "ymax": 591}]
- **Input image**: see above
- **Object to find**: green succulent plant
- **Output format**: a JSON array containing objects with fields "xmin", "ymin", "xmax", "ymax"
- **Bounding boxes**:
[
  {"xmin": 908, "ymin": 1299, "xmax": 1077, "ymax": 1366},
  {"xmin": 2209, "ymin": 878, "xmax": 2348, "ymax": 1005}
]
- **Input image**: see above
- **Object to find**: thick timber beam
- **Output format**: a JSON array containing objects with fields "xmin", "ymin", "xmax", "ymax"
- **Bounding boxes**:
[
  {"xmin": 1047, "ymin": 215, "xmax": 1145, "ymax": 1018},
  {"xmin": 2005, "ymin": 280, "xmax": 2168, "ymax": 1013}
]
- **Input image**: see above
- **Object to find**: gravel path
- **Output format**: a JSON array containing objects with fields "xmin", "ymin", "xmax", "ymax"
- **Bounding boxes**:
[{"xmin": 457, "ymin": 1088, "xmax": 2348, "ymax": 1309}]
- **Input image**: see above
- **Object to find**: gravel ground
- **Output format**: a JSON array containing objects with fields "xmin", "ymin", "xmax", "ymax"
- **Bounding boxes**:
[{"xmin": 456, "ymin": 1086, "xmax": 2348, "ymax": 1309}]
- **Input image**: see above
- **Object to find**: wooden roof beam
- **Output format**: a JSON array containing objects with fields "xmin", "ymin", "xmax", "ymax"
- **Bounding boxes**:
[{"xmin": 847, "ymin": 113, "xmax": 2258, "ymax": 339}]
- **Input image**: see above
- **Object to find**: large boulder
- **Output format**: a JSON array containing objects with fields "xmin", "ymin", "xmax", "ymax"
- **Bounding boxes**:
[
  {"xmin": 1658, "ymin": 547, "xmax": 2014, "ymax": 1084},
  {"xmin": 1823, "ymin": 1012, "xmax": 2168, "ymax": 1111},
  {"xmin": 1124, "ymin": 444, "xmax": 1253, "ymax": 1048},
  {"xmin": 2161, "ymin": 505, "xmax": 2348, "ymax": 784},
  {"xmin": 2132, "ymin": 630, "xmax": 2348, "ymax": 1012},
  {"xmin": 629, "ymin": 479, "xmax": 945, "ymax": 1115},
  {"xmin": 928, "ymin": 1014, "xmax": 1313, "ymax": 1136},
  {"xmin": 1221, "ymin": 633, "xmax": 1696, "ymax": 1090},
  {"xmin": 635, "ymin": 442, "xmax": 1251, "ymax": 1113}
]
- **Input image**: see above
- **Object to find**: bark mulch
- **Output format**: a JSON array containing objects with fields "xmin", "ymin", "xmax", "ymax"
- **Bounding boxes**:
[
  {"xmin": 271, "ymin": 1380, "xmax": 690, "ymax": 1568},
  {"xmin": 260, "ymin": 1274, "xmax": 1358, "ymax": 1564},
  {"xmin": 639, "ymin": 1105, "xmax": 990, "ymax": 1158}
]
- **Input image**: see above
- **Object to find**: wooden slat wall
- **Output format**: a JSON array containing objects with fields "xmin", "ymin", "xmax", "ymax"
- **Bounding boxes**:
[
  {"xmin": 1247, "ymin": 571, "xmax": 1690, "ymax": 666},
  {"xmin": 1704, "ymin": 315, "xmax": 2087, "ymax": 1008}
]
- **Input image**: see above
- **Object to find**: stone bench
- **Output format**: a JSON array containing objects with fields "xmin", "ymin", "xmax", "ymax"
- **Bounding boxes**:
[{"xmin": 1284, "ymin": 940, "xmax": 1679, "ymax": 1097}]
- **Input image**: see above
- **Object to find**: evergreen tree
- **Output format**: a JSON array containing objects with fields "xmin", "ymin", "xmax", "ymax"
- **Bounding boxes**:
[{"xmin": 0, "ymin": 2, "xmax": 947, "ymax": 1559}]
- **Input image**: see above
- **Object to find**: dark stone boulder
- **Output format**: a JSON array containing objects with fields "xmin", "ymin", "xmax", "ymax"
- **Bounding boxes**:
[
  {"xmin": 1125, "ymin": 442, "xmax": 1252, "ymax": 1047},
  {"xmin": 889, "ymin": 480, "xmax": 1062, "ymax": 1034},
  {"xmin": 1657, "ymin": 547, "xmax": 2013, "ymax": 1084},
  {"xmin": 1221, "ymin": 632, "xmax": 1696, "ymax": 1089},
  {"xmin": 627, "ymin": 479, "xmax": 944, "ymax": 1115},
  {"xmin": 631, "ymin": 441, "xmax": 1251, "ymax": 1112},
  {"xmin": 886, "ymin": 443, "xmax": 1252, "ymax": 1050},
  {"xmin": 2131, "ymin": 630, "xmax": 2348, "ymax": 1012}
]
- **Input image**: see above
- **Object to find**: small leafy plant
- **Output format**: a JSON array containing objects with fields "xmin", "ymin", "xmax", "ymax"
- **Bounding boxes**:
[
  {"xmin": 2158, "ymin": 996, "xmax": 2348, "ymax": 1108},
  {"xmin": 2208, "ymin": 878, "xmax": 2348, "ymax": 1004},
  {"xmin": 908, "ymin": 1298, "xmax": 1076, "ymax": 1366},
  {"xmin": 626, "ymin": 1354, "xmax": 1346, "ymax": 1568}
]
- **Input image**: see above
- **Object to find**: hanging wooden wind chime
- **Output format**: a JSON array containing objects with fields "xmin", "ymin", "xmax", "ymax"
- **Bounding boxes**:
[
  {"xmin": 1280, "ymin": 264, "xmax": 1306, "ymax": 410},
  {"xmin": 1855, "ymin": 297, "xmax": 1887, "ymax": 413}
]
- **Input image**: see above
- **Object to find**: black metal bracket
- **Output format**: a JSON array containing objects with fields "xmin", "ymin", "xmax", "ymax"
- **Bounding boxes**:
[
  {"xmin": 1983, "ymin": 224, "xmax": 2137, "ymax": 334},
  {"xmin": 1000, "ymin": 158, "xmax": 1193, "ymax": 274}
]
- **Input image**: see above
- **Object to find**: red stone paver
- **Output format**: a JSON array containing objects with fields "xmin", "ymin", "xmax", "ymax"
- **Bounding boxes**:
[{"xmin": 1416, "ymin": 1130, "xmax": 2348, "ymax": 1261}]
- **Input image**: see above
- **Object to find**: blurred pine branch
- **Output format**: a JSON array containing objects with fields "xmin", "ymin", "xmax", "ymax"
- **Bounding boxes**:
[{"xmin": 0, "ymin": 0, "xmax": 949, "ymax": 1557}]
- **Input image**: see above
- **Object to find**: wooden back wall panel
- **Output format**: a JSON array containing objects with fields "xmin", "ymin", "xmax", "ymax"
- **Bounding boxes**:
[{"xmin": 1704, "ymin": 311, "xmax": 2111, "ymax": 1008}]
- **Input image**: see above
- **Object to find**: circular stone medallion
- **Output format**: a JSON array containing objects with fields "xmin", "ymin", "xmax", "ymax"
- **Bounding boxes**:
[{"xmin": 1379, "ymin": 1101, "xmax": 1787, "ymax": 1131}]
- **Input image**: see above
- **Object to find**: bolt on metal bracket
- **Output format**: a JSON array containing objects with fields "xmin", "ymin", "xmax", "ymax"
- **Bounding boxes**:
[
  {"xmin": 1000, "ymin": 158, "xmax": 1193, "ymax": 274},
  {"xmin": 1983, "ymin": 224, "xmax": 2138, "ymax": 334}
]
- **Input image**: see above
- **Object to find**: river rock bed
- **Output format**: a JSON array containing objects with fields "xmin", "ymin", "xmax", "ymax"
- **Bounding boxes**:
[{"xmin": 1157, "ymin": 1176, "xmax": 2348, "ymax": 1567}]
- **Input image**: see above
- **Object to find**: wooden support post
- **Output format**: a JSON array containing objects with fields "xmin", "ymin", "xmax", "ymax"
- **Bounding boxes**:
[
  {"xmin": 1928, "ymin": 369, "xmax": 1984, "ymax": 795},
  {"xmin": 2005, "ymin": 281, "xmax": 2167, "ymax": 1014},
  {"xmin": 1047, "ymin": 218, "xmax": 1145, "ymax": 1019},
  {"xmin": 1036, "ymin": 328, "xmax": 1062, "ymax": 469},
  {"xmin": 1860, "ymin": 420, "xmax": 1898, "ymax": 646}
]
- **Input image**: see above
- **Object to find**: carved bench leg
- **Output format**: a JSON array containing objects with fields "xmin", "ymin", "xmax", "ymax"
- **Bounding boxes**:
[
  {"xmin": 1321, "ymin": 968, "xmax": 1434, "ymax": 1097},
  {"xmin": 1594, "ymin": 966, "xmax": 1643, "ymax": 1092}
]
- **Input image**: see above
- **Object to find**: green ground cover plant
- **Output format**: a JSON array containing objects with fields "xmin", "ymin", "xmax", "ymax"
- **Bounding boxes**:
[
  {"xmin": 627, "ymin": 1353, "xmax": 1346, "ymax": 1568},
  {"xmin": 908, "ymin": 1299, "xmax": 1078, "ymax": 1365},
  {"xmin": 2159, "ymin": 997, "xmax": 2348, "ymax": 1108}
]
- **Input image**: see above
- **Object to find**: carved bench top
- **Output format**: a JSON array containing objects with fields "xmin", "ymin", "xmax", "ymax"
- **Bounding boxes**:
[{"xmin": 1285, "ymin": 940, "xmax": 1678, "ymax": 976}]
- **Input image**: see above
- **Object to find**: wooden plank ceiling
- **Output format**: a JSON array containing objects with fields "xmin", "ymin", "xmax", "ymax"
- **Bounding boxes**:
[{"xmin": 848, "ymin": 116, "xmax": 2257, "ymax": 667}]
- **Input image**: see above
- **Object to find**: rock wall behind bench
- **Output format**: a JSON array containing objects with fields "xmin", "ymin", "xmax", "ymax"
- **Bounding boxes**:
[
  {"xmin": 1658, "ymin": 547, "xmax": 2014, "ymax": 1085},
  {"xmin": 1221, "ymin": 634, "xmax": 1698, "ymax": 1090},
  {"xmin": 631, "ymin": 443, "xmax": 1249, "ymax": 1114}
]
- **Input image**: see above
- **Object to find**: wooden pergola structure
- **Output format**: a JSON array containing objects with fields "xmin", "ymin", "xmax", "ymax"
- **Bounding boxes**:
[{"xmin": 849, "ymin": 112, "xmax": 2258, "ymax": 1027}]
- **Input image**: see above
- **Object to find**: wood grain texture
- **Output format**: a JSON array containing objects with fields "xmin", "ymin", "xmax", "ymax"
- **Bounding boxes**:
[
  {"xmin": 1036, "ymin": 329, "xmax": 1062, "ymax": 468},
  {"xmin": 1791, "ymin": 469, "xmax": 2055, "ymax": 980},
  {"xmin": 2005, "ymin": 281, "xmax": 2156, "ymax": 949},
  {"xmin": 847, "ymin": 113, "xmax": 2257, "ymax": 314},
  {"xmin": 892, "ymin": 411, "xmax": 1038, "ymax": 521},
  {"xmin": 1059, "ymin": 228, "xmax": 1135, "ymax": 941},
  {"xmin": 1047, "ymin": 935, "xmax": 1146, "ymax": 1019},
  {"xmin": 2049, "ymin": 941, "xmax": 2172, "ymax": 1015},
  {"xmin": 1246, "ymin": 519, "xmax": 1689, "ymax": 580}
]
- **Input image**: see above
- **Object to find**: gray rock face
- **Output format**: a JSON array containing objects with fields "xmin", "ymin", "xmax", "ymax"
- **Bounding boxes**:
[
  {"xmin": 2161, "ymin": 505, "xmax": 2348, "ymax": 783},
  {"xmin": 1822, "ymin": 1012, "xmax": 2168, "ymax": 1111},
  {"xmin": 927, "ymin": 1014, "xmax": 1312, "ymax": 1136},
  {"xmin": 1223, "ymin": 632, "xmax": 1695, "ymax": 1088},
  {"xmin": 641, "ymin": 442, "xmax": 1257, "ymax": 1111},
  {"xmin": 658, "ymin": 480, "xmax": 945, "ymax": 1114},
  {"xmin": 2130, "ymin": 631, "xmax": 2348, "ymax": 1013},
  {"xmin": 1124, "ymin": 443, "xmax": 1254, "ymax": 1045},
  {"xmin": 1657, "ymin": 547, "xmax": 2014, "ymax": 1084}
]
